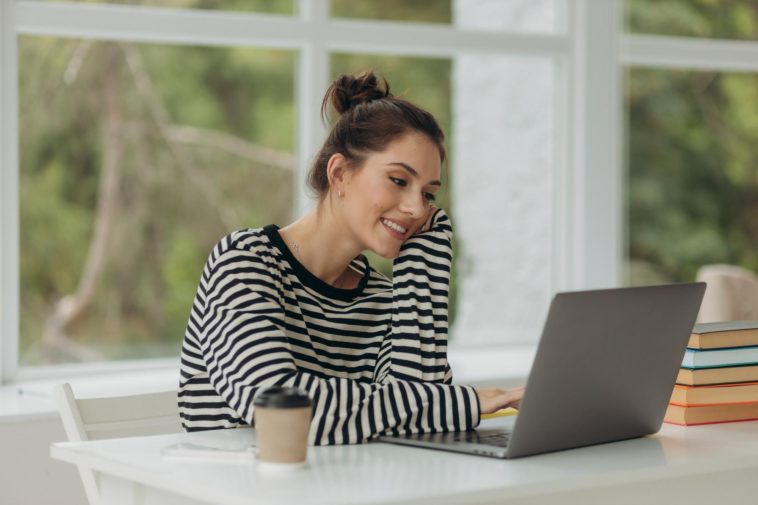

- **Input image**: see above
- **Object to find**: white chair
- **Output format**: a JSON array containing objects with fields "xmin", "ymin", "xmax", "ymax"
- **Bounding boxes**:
[{"xmin": 53, "ymin": 382, "xmax": 182, "ymax": 505}]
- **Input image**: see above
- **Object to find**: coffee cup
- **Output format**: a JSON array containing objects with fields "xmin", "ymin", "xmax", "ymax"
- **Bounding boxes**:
[{"xmin": 253, "ymin": 386, "xmax": 313, "ymax": 464}]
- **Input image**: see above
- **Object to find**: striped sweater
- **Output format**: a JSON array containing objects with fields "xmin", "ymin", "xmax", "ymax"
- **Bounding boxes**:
[{"xmin": 178, "ymin": 208, "xmax": 481, "ymax": 445}]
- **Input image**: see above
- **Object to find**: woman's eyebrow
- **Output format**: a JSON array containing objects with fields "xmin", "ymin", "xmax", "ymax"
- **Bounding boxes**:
[{"xmin": 387, "ymin": 162, "xmax": 441, "ymax": 186}]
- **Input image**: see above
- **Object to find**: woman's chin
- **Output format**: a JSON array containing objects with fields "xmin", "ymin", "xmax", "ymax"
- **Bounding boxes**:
[{"xmin": 372, "ymin": 246, "xmax": 401, "ymax": 260}]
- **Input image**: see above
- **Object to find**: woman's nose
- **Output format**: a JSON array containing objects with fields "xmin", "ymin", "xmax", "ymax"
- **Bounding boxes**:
[{"xmin": 400, "ymin": 194, "xmax": 426, "ymax": 219}]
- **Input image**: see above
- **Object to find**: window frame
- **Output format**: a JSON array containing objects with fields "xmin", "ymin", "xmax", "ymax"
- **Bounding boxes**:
[{"xmin": 1, "ymin": 0, "xmax": 624, "ymax": 383}]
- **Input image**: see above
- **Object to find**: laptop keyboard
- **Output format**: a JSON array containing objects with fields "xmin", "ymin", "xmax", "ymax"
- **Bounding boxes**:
[{"xmin": 453, "ymin": 430, "xmax": 511, "ymax": 447}]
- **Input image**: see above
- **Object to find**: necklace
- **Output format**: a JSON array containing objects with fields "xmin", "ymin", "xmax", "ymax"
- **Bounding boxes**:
[{"xmin": 288, "ymin": 237, "xmax": 350, "ymax": 289}]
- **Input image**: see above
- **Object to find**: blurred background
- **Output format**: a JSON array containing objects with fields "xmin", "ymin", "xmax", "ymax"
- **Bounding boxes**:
[{"xmin": 10, "ymin": 0, "xmax": 758, "ymax": 368}]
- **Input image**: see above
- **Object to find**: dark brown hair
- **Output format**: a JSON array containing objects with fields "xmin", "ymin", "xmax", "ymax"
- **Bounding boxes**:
[{"xmin": 307, "ymin": 71, "xmax": 446, "ymax": 200}]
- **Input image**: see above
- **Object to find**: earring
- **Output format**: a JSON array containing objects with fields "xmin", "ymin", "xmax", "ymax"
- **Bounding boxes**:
[{"xmin": 337, "ymin": 191, "xmax": 344, "ymax": 198}]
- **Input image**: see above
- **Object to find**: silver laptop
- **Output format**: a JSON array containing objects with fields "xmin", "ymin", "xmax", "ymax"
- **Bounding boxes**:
[{"xmin": 379, "ymin": 283, "xmax": 706, "ymax": 459}]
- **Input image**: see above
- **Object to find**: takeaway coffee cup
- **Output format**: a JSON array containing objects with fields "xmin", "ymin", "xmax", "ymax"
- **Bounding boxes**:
[{"xmin": 253, "ymin": 387, "xmax": 313, "ymax": 464}]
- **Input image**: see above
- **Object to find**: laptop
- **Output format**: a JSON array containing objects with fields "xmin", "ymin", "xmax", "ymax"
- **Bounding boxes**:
[{"xmin": 379, "ymin": 282, "xmax": 706, "ymax": 459}]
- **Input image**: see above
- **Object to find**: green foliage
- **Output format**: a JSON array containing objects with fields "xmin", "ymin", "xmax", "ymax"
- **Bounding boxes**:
[
  {"xmin": 626, "ymin": 0, "xmax": 758, "ymax": 40},
  {"xmin": 625, "ymin": 1, "xmax": 758, "ymax": 285},
  {"xmin": 54, "ymin": 0, "xmax": 294, "ymax": 14},
  {"xmin": 142, "ymin": 45, "xmax": 296, "ymax": 150},
  {"xmin": 20, "ymin": 159, "xmax": 92, "ymax": 298},
  {"xmin": 331, "ymin": 0, "xmax": 451, "ymax": 24},
  {"xmin": 19, "ymin": 36, "xmax": 295, "ymax": 365},
  {"xmin": 627, "ymin": 68, "xmax": 758, "ymax": 284},
  {"xmin": 163, "ymin": 229, "xmax": 207, "ymax": 338}
]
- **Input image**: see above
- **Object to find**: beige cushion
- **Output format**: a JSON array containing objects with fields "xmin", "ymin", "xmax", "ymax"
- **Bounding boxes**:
[{"xmin": 696, "ymin": 264, "xmax": 758, "ymax": 323}]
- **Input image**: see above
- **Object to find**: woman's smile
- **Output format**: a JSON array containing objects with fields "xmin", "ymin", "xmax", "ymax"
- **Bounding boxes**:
[{"xmin": 380, "ymin": 217, "xmax": 409, "ymax": 240}]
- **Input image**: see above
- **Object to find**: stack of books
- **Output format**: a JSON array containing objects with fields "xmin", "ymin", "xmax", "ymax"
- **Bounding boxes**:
[{"xmin": 665, "ymin": 321, "xmax": 758, "ymax": 426}]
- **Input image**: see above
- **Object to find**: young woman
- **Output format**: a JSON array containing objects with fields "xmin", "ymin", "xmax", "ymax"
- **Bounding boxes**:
[{"xmin": 178, "ymin": 72, "xmax": 524, "ymax": 445}]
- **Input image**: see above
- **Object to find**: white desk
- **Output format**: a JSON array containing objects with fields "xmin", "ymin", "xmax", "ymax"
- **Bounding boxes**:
[{"xmin": 50, "ymin": 417, "xmax": 758, "ymax": 505}]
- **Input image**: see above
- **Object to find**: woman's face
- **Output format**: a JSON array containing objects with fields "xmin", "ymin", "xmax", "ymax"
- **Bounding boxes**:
[{"xmin": 339, "ymin": 132, "xmax": 442, "ymax": 259}]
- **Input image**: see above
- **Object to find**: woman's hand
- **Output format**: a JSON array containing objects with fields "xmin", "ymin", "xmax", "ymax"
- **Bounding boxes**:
[{"xmin": 475, "ymin": 387, "xmax": 525, "ymax": 414}]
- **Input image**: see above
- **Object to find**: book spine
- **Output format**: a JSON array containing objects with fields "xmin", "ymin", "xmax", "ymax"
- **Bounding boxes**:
[
  {"xmin": 683, "ymin": 347, "xmax": 758, "ymax": 368},
  {"xmin": 663, "ymin": 416, "xmax": 758, "ymax": 426},
  {"xmin": 669, "ymin": 400, "xmax": 758, "ymax": 408}
]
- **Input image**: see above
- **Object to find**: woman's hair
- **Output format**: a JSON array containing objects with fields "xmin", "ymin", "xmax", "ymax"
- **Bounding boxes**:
[{"xmin": 307, "ymin": 71, "xmax": 446, "ymax": 200}]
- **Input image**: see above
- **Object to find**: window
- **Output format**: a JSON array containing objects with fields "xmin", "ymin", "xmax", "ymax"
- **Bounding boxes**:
[
  {"xmin": 2, "ymin": 0, "xmax": 607, "ymax": 381},
  {"xmin": 5, "ymin": 1, "xmax": 752, "ymax": 382},
  {"xmin": 623, "ymin": 1, "xmax": 758, "ymax": 287},
  {"xmin": 18, "ymin": 37, "xmax": 296, "ymax": 365}
]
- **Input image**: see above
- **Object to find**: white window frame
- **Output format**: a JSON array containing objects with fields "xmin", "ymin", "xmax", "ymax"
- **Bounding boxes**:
[{"xmin": 1, "ymin": 0, "xmax": 626, "ymax": 383}]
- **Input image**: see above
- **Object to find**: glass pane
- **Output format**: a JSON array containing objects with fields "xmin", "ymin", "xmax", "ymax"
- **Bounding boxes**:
[
  {"xmin": 332, "ymin": 0, "xmax": 564, "ymax": 33},
  {"xmin": 625, "ymin": 68, "xmax": 758, "ymax": 286},
  {"xmin": 454, "ymin": 0, "xmax": 563, "ymax": 34},
  {"xmin": 626, "ymin": 0, "xmax": 758, "ymax": 41},
  {"xmin": 451, "ymin": 54, "xmax": 556, "ymax": 345},
  {"xmin": 19, "ymin": 36, "xmax": 296, "ymax": 366},
  {"xmin": 331, "ymin": 0, "xmax": 452, "ymax": 24},
  {"xmin": 33, "ymin": 0, "xmax": 295, "ymax": 15}
]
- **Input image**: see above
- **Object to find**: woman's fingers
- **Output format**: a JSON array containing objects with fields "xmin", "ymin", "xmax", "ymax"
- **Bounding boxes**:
[
  {"xmin": 475, "ymin": 387, "xmax": 526, "ymax": 414},
  {"xmin": 426, "ymin": 205, "xmax": 437, "ymax": 229},
  {"xmin": 503, "ymin": 387, "xmax": 525, "ymax": 409},
  {"xmin": 416, "ymin": 205, "xmax": 437, "ymax": 234}
]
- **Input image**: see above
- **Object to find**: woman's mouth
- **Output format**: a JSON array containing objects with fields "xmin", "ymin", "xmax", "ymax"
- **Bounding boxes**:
[{"xmin": 381, "ymin": 218, "xmax": 408, "ymax": 240}]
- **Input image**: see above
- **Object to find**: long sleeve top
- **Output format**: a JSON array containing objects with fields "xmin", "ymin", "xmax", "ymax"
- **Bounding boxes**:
[{"xmin": 178, "ymin": 208, "xmax": 481, "ymax": 445}]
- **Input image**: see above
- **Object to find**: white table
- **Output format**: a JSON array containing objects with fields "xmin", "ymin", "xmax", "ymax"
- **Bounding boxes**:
[{"xmin": 50, "ymin": 417, "xmax": 758, "ymax": 505}]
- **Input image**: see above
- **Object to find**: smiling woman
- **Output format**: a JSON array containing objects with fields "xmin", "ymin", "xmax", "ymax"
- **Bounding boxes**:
[
  {"xmin": 177, "ymin": 71, "xmax": 523, "ymax": 443},
  {"xmin": 305, "ymin": 132, "xmax": 441, "ymax": 263}
]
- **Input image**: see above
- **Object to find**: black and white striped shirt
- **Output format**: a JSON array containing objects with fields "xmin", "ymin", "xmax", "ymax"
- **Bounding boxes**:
[{"xmin": 178, "ymin": 208, "xmax": 481, "ymax": 445}]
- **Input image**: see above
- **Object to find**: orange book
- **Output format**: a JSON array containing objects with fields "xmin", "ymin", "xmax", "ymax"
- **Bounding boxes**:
[
  {"xmin": 664, "ymin": 401, "xmax": 758, "ymax": 426},
  {"xmin": 670, "ymin": 382, "xmax": 758, "ymax": 406}
]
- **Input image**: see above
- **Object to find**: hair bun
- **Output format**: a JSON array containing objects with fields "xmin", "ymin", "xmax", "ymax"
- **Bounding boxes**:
[{"xmin": 323, "ymin": 71, "xmax": 391, "ymax": 118}]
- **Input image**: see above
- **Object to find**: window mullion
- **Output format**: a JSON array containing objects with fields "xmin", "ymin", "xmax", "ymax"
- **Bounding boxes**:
[
  {"xmin": 622, "ymin": 33, "xmax": 758, "ymax": 73},
  {"xmin": 15, "ymin": 0, "xmax": 306, "ymax": 48},
  {"xmin": 1, "ymin": 0, "xmax": 20, "ymax": 384},
  {"xmin": 569, "ymin": 0, "xmax": 623, "ymax": 290},
  {"xmin": 295, "ymin": 0, "xmax": 329, "ymax": 216}
]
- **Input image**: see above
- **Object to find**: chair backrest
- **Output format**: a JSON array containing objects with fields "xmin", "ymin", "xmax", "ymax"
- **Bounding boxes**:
[{"xmin": 53, "ymin": 382, "xmax": 182, "ymax": 505}]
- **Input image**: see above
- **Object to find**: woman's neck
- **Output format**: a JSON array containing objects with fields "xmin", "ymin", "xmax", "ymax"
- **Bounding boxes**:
[{"xmin": 278, "ymin": 205, "xmax": 363, "ymax": 287}]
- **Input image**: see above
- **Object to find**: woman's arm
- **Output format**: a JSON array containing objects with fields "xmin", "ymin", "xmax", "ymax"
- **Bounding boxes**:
[
  {"xmin": 199, "ymin": 240, "xmax": 480, "ymax": 445},
  {"xmin": 376, "ymin": 208, "xmax": 526, "ymax": 415},
  {"xmin": 374, "ymin": 206, "xmax": 454, "ymax": 384}
]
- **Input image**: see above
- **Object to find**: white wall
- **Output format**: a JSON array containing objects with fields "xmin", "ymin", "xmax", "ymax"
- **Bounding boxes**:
[
  {"xmin": 451, "ymin": 0, "xmax": 558, "ymax": 345},
  {"xmin": 0, "ymin": 417, "xmax": 87, "ymax": 505}
]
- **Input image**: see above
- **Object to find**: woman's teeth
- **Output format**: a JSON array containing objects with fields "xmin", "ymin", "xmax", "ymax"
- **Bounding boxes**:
[{"xmin": 381, "ymin": 219, "xmax": 407, "ymax": 234}]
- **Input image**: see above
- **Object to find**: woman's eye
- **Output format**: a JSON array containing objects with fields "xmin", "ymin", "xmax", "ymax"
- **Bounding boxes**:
[{"xmin": 390, "ymin": 177, "xmax": 435, "ymax": 202}]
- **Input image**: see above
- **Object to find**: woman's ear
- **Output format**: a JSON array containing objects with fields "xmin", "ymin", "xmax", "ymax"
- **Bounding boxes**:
[{"xmin": 326, "ymin": 153, "xmax": 350, "ymax": 195}]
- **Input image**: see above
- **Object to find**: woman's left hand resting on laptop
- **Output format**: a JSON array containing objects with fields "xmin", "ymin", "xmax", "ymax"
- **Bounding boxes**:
[{"xmin": 476, "ymin": 387, "xmax": 525, "ymax": 415}]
